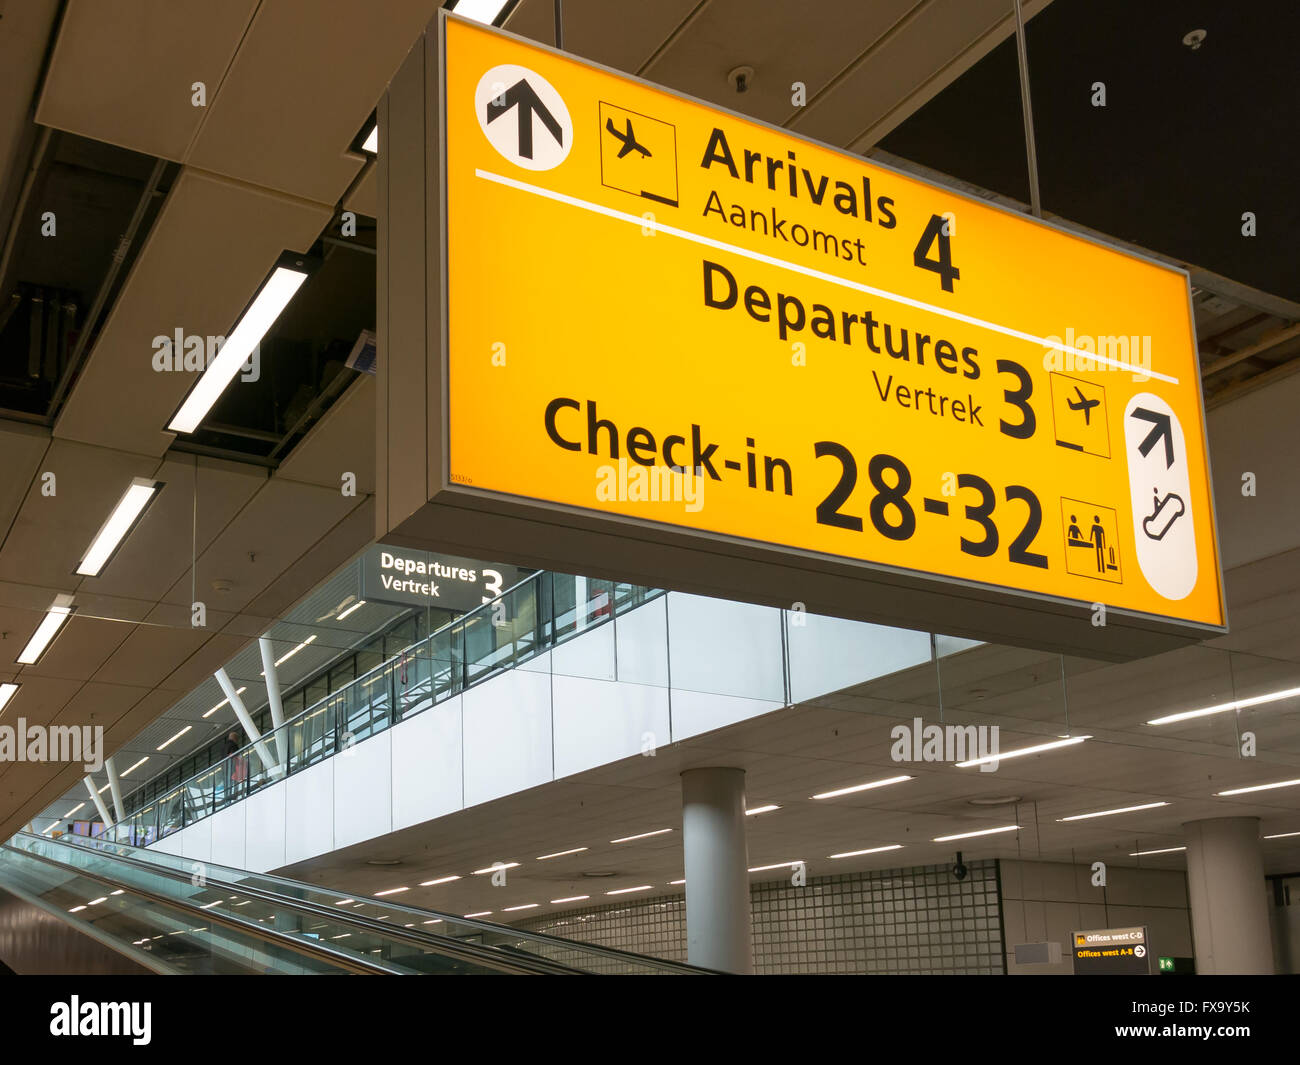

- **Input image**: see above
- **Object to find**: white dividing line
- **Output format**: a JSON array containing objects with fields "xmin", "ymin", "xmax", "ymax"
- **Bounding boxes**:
[{"xmin": 474, "ymin": 168, "xmax": 1180, "ymax": 386}]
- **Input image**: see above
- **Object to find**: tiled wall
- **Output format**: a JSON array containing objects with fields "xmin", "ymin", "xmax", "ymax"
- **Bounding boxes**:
[
  {"xmin": 512, "ymin": 860, "xmax": 1005, "ymax": 974},
  {"xmin": 1000, "ymin": 859, "xmax": 1194, "ymax": 975}
]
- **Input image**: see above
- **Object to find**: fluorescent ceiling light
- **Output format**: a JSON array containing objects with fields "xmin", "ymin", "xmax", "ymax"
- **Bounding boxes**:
[
  {"xmin": 932, "ymin": 825, "xmax": 1020, "ymax": 843},
  {"xmin": 812, "ymin": 774, "xmax": 911, "ymax": 800},
  {"xmin": 1216, "ymin": 778, "xmax": 1300, "ymax": 797},
  {"xmin": 203, "ymin": 687, "xmax": 246, "ymax": 718},
  {"xmin": 120, "ymin": 757, "xmax": 149, "ymax": 777},
  {"xmin": 76, "ymin": 479, "xmax": 161, "ymax": 577},
  {"xmin": 157, "ymin": 725, "xmax": 193, "ymax": 751},
  {"xmin": 1057, "ymin": 801, "xmax": 1169, "ymax": 822},
  {"xmin": 537, "ymin": 846, "xmax": 588, "ymax": 860},
  {"xmin": 551, "ymin": 895, "xmax": 589, "ymax": 903},
  {"xmin": 419, "ymin": 875, "xmax": 461, "ymax": 886},
  {"xmin": 829, "ymin": 845, "xmax": 904, "ymax": 859},
  {"xmin": 168, "ymin": 266, "xmax": 308, "ymax": 434},
  {"xmin": 97, "ymin": 783, "xmax": 111, "ymax": 794},
  {"xmin": 0, "ymin": 682, "xmax": 18, "ymax": 713},
  {"xmin": 746, "ymin": 804, "xmax": 780, "ymax": 815},
  {"xmin": 749, "ymin": 861, "xmax": 803, "ymax": 872},
  {"xmin": 337, "ymin": 600, "xmax": 366, "ymax": 621},
  {"xmin": 361, "ymin": 125, "xmax": 378, "ymax": 154},
  {"xmin": 69, "ymin": 905, "xmax": 86, "ymax": 913},
  {"xmin": 503, "ymin": 903, "xmax": 538, "ymax": 912},
  {"xmin": 63, "ymin": 803, "xmax": 86, "ymax": 817},
  {"xmin": 200, "ymin": 900, "xmax": 223, "ymax": 910},
  {"xmin": 333, "ymin": 898, "xmax": 355, "ymax": 905},
  {"xmin": 260, "ymin": 635, "xmax": 317, "ymax": 675},
  {"xmin": 610, "ymin": 828, "xmax": 671, "ymax": 844},
  {"xmin": 955, "ymin": 735, "xmax": 1090, "ymax": 768},
  {"xmin": 17, "ymin": 599, "xmax": 74, "ymax": 664},
  {"xmin": 668, "ymin": 879, "xmax": 685, "ymax": 886},
  {"xmin": 1265, "ymin": 831, "xmax": 1300, "ymax": 840},
  {"xmin": 453, "ymin": 0, "xmax": 512, "ymax": 24},
  {"xmin": 88, "ymin": 897, "xmax": 107, "ymax": 906},
  {"xmin": 374, "ymin": 887, "xmax": 408, "ymax": 896},
  {"xmin": 463, "ymin": 911, "xmax": 492, "ymax": 918},
  {"xmin": 1147, "ymin": 685, "xmax": 1300, "ymax": 726},
  {"xmin": 606, "ymin": 885, "xmax": 652, "ymax": 895},
  {"xmin": 1128, "ymin": 846, "xmax": 1185, "ymax": 857},
  {"xmin": 472, "ymin": 862, "xmax": 519, "ymax": 875}
]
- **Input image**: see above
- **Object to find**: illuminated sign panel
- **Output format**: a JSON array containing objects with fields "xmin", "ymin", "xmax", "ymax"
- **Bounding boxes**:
[{"xmin": 422, "ymin": 15, "xmax": 1224, "ymax": 653}]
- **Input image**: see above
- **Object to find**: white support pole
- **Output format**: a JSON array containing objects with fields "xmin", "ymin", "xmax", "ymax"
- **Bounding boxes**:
[
  {"xmin": 83, "ymin": 775, "xmax": 114, "ymax": 828},
  {"xmin": 1185, "ymin": 817, "xmax": 1275, "ymax": 974},
  {"xmin": 681, "ymin": 767, "xmax": 753, "ymax": 973},
  {"xmin": 258, "ymin": 637, "xmax": 289, "ymax": 769},
  {"xmin": 105, "ymin": 755, "xmax": 125, "ymax": 823},
  {"xmin": 215, "ymin": 668, "xmax": 279, "ymax": 774}
]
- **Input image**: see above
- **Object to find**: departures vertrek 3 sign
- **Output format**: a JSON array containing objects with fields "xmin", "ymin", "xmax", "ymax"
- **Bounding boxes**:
[{"xmin": 436, "ymin": 14, "xmax": 1225, "ymax": 648}]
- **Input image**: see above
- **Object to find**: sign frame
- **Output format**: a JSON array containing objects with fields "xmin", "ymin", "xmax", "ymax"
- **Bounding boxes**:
[{"xmin": 378, "ymin": 10, "xmax": 1227, "ymax": 662}]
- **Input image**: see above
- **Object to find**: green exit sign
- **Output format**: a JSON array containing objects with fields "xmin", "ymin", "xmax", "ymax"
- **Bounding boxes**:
[{"xmin": 1159, "ymin": 956, "xmax": 1175, "ymax": 971}]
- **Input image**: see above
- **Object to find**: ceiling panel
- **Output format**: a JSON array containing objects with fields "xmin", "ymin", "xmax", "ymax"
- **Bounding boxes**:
[
  {"xmin": 35, "ymin": 0, "xmax": 258, "ymax": 162},
  {"xmin": 159, "ymin": 478, "xmax": 362, "ymax": 614},
  {"xmin": 506, "ymin": 0, "xmax": 701, "ymax": 74},
  {"xmin": 275, "ymin": 374, "xmax": 376, "ymax": 494},
  {"xmin": 791, "ymin": 0, "xmax": 1051, "ymax": 150},
  {"xmin": 53, "ymin": 168, "xmax": 331, "ymax": 456},
  {"xmin": 0, "ymin": 422, "xmax": 50, "ymax": 545},
  {"xmin": 90, "ymin": 620, "xmax": 218, "ymax": 691},
  {"xmin": 7, "ymin": 613, "xmax": 132, "ymax": 684},
  {"xmin": 639, "ymin": 0, "xmax": 918, "ymax": 125},
  {"xmin": 0, "ymin": 437, "xmax": 157, "ymax": 590},
  {"xmin": 187, "ymin": 0, "xmax": 444, "ymax": 205},
  {"xmin": 77, "ymin": 454, "xmax": 266, "ymax": 602}
]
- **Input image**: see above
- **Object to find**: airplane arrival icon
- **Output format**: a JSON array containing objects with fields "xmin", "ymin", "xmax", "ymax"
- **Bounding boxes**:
[
  {"xmin": 598, "ymin": 101, "xmax": 680, "ymax": 207},
  {"xmin": 606, "ymin": 116, "xmax": 650, "ymax": 158}
]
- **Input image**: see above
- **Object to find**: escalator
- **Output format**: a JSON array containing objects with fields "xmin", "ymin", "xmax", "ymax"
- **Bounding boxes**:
[{"xmin": 0, "ymin": 832, "xmax": 705, "ymax": 975}]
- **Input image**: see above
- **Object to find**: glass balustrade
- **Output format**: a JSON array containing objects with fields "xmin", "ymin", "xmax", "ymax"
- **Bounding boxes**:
[{"xmin": 107, "ymin": 571, "xmax": 666, "ymax": 843}]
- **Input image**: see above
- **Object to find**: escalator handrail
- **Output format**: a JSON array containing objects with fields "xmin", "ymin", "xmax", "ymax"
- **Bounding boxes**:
[
  {"xmin": 12, "ymin": 833, "xmax": 580, "ymax": 975},
  {"xmin": 3, "ymin": 840, "xmax": 408, "ymax": 975},
  {"xmin": 56, "ymin": 831, "xmax": 711, "ymax": 974}
]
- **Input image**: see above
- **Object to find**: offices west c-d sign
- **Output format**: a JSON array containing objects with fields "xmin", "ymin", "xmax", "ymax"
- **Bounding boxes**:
[{"xmin": 377, "ymin": 13, "xmax": 1226, "ymax": 660}]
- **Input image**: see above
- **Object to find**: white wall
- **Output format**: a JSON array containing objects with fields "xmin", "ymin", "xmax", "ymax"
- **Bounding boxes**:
[
  {"xmin": 1001, "ymin": 859, "xmax": 1193, "ymax": 975},
  {"xmin": 150, "ymin": 592, "xmax": 941, "ymax": 873}
]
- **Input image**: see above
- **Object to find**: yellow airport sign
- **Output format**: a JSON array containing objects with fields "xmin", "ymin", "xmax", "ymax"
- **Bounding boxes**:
[{"xmin": 436, "ymin": 14, "xmax": 1225, "ymax": 644}]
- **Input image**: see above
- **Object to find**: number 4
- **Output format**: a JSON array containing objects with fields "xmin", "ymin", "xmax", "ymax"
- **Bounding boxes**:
[{"xmin": 912, "ymin": 214, "xmax": 960, "ymax": 292}]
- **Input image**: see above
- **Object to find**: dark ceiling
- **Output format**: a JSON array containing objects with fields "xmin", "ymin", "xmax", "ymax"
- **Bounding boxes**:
[{"xmin": 880, "ymin": 0, "xmax": 1300, "ymax": 302}]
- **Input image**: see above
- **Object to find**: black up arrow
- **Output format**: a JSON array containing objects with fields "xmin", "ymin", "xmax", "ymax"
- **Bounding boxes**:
[
  {"xmin": 486, "ymin": 79, "xmax": 563, "ymax": 160},
  {"xmin": 1130, "ymin": 407, "xmax": 1175, "ymax": 468}
]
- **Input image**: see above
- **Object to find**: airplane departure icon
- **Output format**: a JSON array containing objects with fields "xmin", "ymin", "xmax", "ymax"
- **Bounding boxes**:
[
  {"xmin": 605, "ymin": 116, "xmax": 651, "ymax": 158},
  {"xmin": 1067, "ymin": 385, "xmax": 1101, "ymax": 425}
]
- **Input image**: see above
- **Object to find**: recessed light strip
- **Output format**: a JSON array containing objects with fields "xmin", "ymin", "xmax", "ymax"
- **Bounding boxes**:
[
  {"xmin": 955, "ymin": 735, "xmax": 1090, "ymax": 768},
  {"xmin": 1057, "ymin": 801, "xmax": 1169, "ymax": 822},
  {"xmin": 1216, "ymin": 778, "xmax": 1300, "ymax": 797},
  {"xmin": 76, "ymin": 479, "xmax": 161, "ymax": 577},
  {"xmin": 812, "ymin": 775, "xmax": 912, "ymax": 800},
  {"xmin": 157, "ymin": 725, "xmax": 193, "ymax": 752},
  {"xmin": 933, "ymin": 825, "xmax": 1020, "ymax": 843},
  {"xmin": 1147, "ymin": 685, "xmax": 1300, "ymax": 726},
  {"xmin": 0, "ymin": 682, "xmax": 18, "ymax": 713},
  {"xmin": 17, "ymin": 599, "xmax": 74, "ymax": 665},
  {"xmin": 168, "ymin": 266, "xmax": 308, "ymax": 434},
  {"xmin": 829, "ymin": 845, "xmax": 904, "ymax": 859},
  {"xmin": 610, "ymin": 828, "xmax": 671, "ymax": 844}
]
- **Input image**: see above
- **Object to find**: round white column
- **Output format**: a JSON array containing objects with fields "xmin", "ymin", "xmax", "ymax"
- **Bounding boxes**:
[
  {"xmin": 681, "ymin": 767, "xmax": 752, "ymax": 973},
  {"xmin": 1184, "ymin": 816, "xmax": 1274, "ymax": 974}
]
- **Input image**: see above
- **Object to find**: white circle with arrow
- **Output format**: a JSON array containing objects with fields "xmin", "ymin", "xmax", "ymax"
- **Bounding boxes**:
[{"xmin": 475, "ymin": 64, "xmax": 573, "ymax": 171}]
